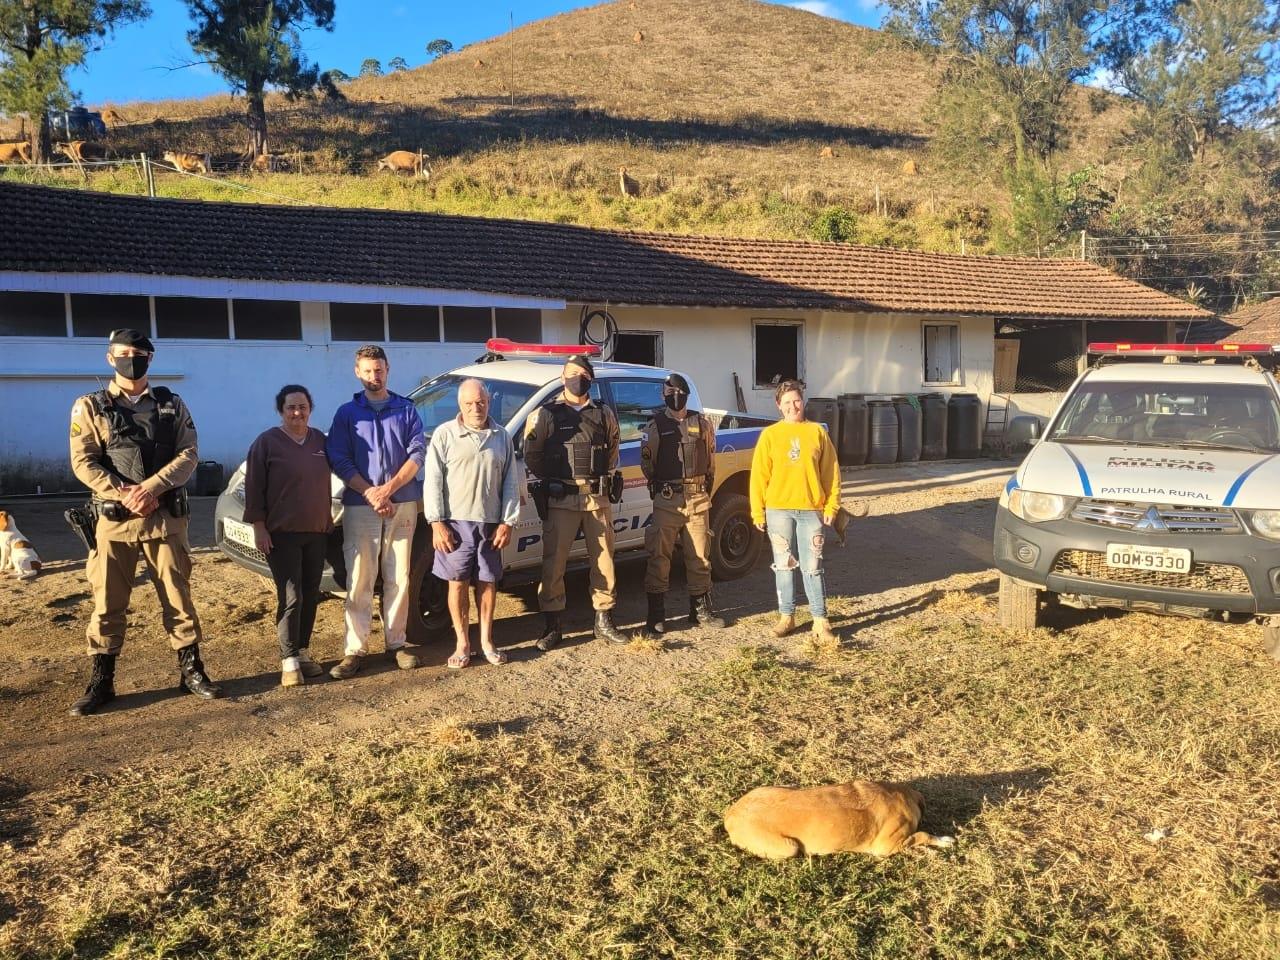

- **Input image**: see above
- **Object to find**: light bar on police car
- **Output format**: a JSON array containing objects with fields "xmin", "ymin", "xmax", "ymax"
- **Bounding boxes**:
[
  {"xmin": 1087, "ymin": 342, "xmax": 1277, "ymax": 356},
  {"xmin": 484, "ymin": 338, "xmax": 602, "ymax": 359}
]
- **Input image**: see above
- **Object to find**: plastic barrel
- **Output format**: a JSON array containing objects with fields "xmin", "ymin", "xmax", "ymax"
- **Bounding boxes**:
[
  {"xmin": 868, "ymin": 399, "xmax": 899, "ymax": 464},
  {"xmin": 836, "ymin": 393, "xmax": 869, "ymax": 465},
  {"xmin": 947, "ymin": 394, "xmax": 982, "ymax": 459},
  {"xmin": 920, "ymin": 393, "xmax": 949, "ymax": 460},
  {"xmin": 894, "ymin": 396, "xmax": 922, "ymax": 462},
  {"xmin": 195, "ymin": 460, "xmax": 224, "ymax": 496},
  {"xmin": 804, "ymin": 397, "xmax": 840, "ymax": 447}
]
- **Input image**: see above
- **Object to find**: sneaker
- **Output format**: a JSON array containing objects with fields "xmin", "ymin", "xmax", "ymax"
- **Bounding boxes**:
[
  {"xmin": 393, "ymin": 648, "xmax": 420, "ymax": 670},
  {"xmin": 772, "ymin": 615, "xmax": 795, "ymax": 638},
  {"xmin": 329, "ymin": 654, "xmax": 363, "ymax": 680},
  {"xmin": 281, "ymin": 669, "xmax": 304, "ymax": 687},
  {"xmin": 297, "ymin": 650, "xmax": 325, "ymax": 678}
]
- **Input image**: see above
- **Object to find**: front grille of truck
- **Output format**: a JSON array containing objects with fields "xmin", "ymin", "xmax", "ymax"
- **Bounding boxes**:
[
  {"xmin": 1070, "ymin": 499, "xmax": 1241, "ymax": 533},
  {"xmin": 1051, "ymin": 550, "xmax": 1252, "ymax": 594}
]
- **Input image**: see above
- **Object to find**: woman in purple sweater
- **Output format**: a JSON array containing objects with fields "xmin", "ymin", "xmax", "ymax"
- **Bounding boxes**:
[{"xmin": 243, "ymin": 385, "xmax": 334, "ymax": 687}]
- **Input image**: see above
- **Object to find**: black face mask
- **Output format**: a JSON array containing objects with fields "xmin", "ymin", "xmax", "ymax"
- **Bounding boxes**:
[
  {"xmin": 112, "ymin": 354, "xmax": 151, "ymax": 380},
  {"xmin": 664, "ymin": 392, "xmax": 688, "ymax": 412},
  {"xmin": 565, "ymin": 375, "xmax": 591, "ymax": 397}
]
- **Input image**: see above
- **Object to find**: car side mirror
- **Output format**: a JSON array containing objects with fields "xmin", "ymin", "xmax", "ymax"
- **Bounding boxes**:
[{"xmin": 1007, "ymin": 415, "xmax": 1044, "ymax": 451}]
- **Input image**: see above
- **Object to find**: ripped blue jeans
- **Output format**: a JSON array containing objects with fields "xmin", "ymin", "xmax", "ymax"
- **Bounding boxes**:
[{"xmin": 765, "ymin": 508, "xmax": 827, "ymax": 619}]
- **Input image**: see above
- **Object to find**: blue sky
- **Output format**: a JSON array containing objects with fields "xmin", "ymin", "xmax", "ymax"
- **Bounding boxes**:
[{"xmin": 69, "ymin": 1, "xmax": 884, "ymax": 105}]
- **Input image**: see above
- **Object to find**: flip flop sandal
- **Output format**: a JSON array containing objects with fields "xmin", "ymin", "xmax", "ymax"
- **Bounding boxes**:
[
  {"xmin": 446, "ymin": 651, "xmax": 471, "ymax": 670},
  {"xmin": 481, "ymin": 648, "xmax": 509, "ymax": 666}
]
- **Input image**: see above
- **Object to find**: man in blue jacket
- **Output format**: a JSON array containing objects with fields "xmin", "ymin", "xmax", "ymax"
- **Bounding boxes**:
[{"xmin": 325, "ymin": 344, "xmax": 427, "ymax": 679}]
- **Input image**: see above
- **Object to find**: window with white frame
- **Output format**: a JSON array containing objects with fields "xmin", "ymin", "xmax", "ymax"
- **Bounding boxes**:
[
  {"xmin": 923, "ymin": 322, "xmax": 961, "ymax": 385},
  {"xmin": 753, "ymin": 319, "xmax": 803, "ymax": 389}
]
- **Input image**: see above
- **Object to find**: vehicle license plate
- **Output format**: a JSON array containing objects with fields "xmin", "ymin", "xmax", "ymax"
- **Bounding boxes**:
[
  {"xmin": 222, "ymin": 517, "xmax": 257, "ymax": 551},
  {"xmin": 1105, "ymin": 543, "xmax": 1191, "ymax": 573}
]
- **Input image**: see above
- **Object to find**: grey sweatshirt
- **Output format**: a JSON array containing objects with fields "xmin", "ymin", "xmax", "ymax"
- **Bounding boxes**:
[{"xmin": 424, "ymin": 416, "xmax": 521, "ymax": 525}]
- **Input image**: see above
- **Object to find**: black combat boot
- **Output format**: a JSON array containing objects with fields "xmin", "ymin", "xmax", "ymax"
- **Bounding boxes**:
[
  {"xmin": 594, "ymin": 609, "xmax": 630, "ymax": 645},
  {"xmin": 535, "ymin": 612, "xmax": 563, "ymax": 652},
  {"xmin": 176, "ymin": 644, "xmax": 223, "ymax": 699},
  {"xmin": 638, "ymin": 592, "xmax": 666, "ymax": 641},
  {"xmin": 69, "ymin": 653, "xmax": 117, "ymax": 717},
  {"xmin": 690, "ymin": 593, "xmax": 727, "ymax": 629}
]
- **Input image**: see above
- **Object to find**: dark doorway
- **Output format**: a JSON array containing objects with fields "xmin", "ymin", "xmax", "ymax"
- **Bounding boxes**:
[{"xmin": 613, "ymin": 331, "xmax": 663, "ymax": 366}]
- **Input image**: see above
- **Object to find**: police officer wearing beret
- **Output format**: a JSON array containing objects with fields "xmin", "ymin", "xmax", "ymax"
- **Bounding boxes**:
[
  {"xmin": 67, "ymin": 329, "xmax": 221, "ymax": 716},
  {"xmin": 638, "ymin": 373, "xmax": 728, "ymax": 640},
  {"xmin": 523, "ymin": 353, "xmax": 629, "ymax": 649}
]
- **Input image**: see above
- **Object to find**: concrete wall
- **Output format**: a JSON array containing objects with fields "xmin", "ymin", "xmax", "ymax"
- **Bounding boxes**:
[
  {"xmin": 544, "ymin": 305, "xmax": 996, "ymax": 417},
  {"xmin": 0, "ymin": 302, "xmax": 485, "ymax": 493}
]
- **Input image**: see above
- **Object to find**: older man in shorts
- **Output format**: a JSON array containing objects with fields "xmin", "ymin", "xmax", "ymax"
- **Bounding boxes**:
[{"xmin": 425, "ymin": 378, "xmax": 521, "ymax": 668}]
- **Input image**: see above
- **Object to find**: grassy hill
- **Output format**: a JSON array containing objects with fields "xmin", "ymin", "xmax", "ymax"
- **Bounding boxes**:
[{"xmin": 0, "ymin": 0, "xmax": 1136, "ymax": 251}]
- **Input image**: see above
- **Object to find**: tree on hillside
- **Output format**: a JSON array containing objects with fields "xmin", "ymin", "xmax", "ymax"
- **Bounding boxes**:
[
  {"xmin": 325, "ymin": 67, "xmax": 351, "ymax": 82},
  {"xmin": 183, "ymin": 1, "xmax": 335, "ymax": 158},
  {"xmin": 359, "ymin": 57, "xmax": 381, "ymax": 78},
  {"xmin": 0, "ymin": 0, "xmax": 149, "ymax": 164},
  {"xmin": 387, "ymin": 56, "xmax": 408, "ymax": 72},
  {"xmin": 425, "ymin": 38, "xmax": 452, "ymax": 59}
]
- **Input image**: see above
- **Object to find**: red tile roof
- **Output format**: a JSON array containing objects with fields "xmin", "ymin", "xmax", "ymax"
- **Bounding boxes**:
[
  {"xmin": 0, "ymin": 183, "xmax": 1211, "ymax": 320},
  {"xmin": 1223, "ymin": 298, "xmax": 1280, "ymax": 344}
]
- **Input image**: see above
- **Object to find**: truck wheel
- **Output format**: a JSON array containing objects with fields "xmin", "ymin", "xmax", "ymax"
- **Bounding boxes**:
[
  {"xmin": 406, "ymin": 519, "xmax": 451, "ymax": 646},
  {"xmin": 1262, "ymin": 623, "xmax": 1280, "ymax": 662},
  {"xmin": 998, "ymin": 574, "xmax": 1041, "ymax": 631},
  {"xmin": 709, "ymin": 492, "xmax": 761, "ymax": 581}
]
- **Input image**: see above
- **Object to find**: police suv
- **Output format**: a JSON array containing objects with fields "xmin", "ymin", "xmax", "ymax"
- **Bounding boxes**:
[
  {"xmin": 214, "ymin": 340, "xmax": 772, "ymax": 644},
  {"xmin": 995, "ymin": 342, "xmax": 1280, "ymax": 660}
]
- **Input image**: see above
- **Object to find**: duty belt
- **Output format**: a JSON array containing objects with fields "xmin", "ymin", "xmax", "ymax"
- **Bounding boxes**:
[
  {"xmin": 552, "ymin": 477, "xmax": 612, "ymax": 497},
  {"xmin": 653, "ymin": 478, "xmax": 708, "ymax": 500},
  {"xmin": 90, "ymin": 498, "xmax": 134, "ymax": 522}
]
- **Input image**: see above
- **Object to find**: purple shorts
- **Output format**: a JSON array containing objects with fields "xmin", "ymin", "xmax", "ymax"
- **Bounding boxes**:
[{"xmin": 432, "ymin": 520, "xmax": 503, "ymax": 583}]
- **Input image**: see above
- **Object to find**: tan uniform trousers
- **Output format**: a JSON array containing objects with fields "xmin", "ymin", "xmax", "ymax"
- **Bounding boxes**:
[
  {"xmin": 85, "ymin": 519, "xmax": 201, "ymax": 655},
  {"xmin": 644, "ymin": 491, "xmax": 713, "ymax": 595},
  {"xmin": 539, "ymin": 500, "xmax": 616, "ymax": 613}
]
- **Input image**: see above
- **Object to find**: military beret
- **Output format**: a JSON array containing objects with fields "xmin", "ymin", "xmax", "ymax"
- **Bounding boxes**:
[
  {"xmin": 109, "ymin": 328, "xmax": 155, "ymax": 352},
  {"xmin": 564, "ymin": 353, "xmax": 595, "ymax": 377},
  {"xmin": 663, "ymin": 373, "xmax": 691, "ymax": 393}
]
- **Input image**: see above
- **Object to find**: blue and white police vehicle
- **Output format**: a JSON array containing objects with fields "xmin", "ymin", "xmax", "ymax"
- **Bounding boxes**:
[{"xmin": 995, "ymin": 342, "xmax": 1280, "ymax": 660}]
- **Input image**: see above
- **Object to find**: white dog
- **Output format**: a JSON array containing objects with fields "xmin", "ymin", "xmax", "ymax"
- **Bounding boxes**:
[{"xmin": 0, "ymin": 510, "xmax": 42, "ymax": 580}]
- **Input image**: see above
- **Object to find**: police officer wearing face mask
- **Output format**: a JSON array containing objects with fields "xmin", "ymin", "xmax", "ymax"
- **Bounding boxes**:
[
  {"xmin": 523, "ymin": 354, "xmax": 628, "ymax": 649},
  {"xmin": 66, "ymin": 328, "xmax": 221, "ymax": 716},
  {"xmin": 637, "ymin": 373, "xmax": 727, "ymax": 639}
]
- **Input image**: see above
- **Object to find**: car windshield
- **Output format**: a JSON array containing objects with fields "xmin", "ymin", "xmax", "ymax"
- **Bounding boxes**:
[
  {"xmin": 409, "ymin": 374, "xmax": 540, "ymax": 438},
  {"xmin": 1049, "ymin": 379, "xmax": 1280, "ymax": 453}
]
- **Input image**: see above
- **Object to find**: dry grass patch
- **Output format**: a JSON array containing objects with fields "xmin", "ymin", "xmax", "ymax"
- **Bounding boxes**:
[{"xmin": 2, "ymin": 582, "xmax": 1279, "ymax": 958}]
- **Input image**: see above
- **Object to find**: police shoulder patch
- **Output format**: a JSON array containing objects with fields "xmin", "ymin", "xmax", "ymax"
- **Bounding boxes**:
[{"xmin": 70, "ymin": 422, "xmax": 82, "ymax": 437}]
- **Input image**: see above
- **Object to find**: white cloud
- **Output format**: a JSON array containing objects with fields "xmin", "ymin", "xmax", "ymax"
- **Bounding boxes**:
[{"xmin": 787, "ymin": 2, "xmax": 845, "ymax": 19}]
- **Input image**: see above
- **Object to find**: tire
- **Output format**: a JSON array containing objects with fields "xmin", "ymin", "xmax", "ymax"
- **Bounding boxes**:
[
  {"xmin": 998, "ymin": 573, "xmax": 1041, "ymax": 631},
  {"xmin": 1262, "ymin": 623, "xmax": 1280, "ymax": 663},
  {"xmin": 405, "ymin": 519, "xmax": 451, "ymax": 646},
  {"xmin": 709, "ymin": 492, "xmax": 761, "ymax": 582}
]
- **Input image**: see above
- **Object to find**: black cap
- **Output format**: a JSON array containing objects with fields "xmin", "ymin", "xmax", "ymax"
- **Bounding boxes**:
[
  {"xmin": 663, "ymin": 373, "xmax": 691, "ymax": 393},
  {"xmin": 109, "ymin": 328, "xmax": 154, "ymax": 353},
  {"xmin": 564, "ymin": 353, "xmax": 595, "ymax": 377}
]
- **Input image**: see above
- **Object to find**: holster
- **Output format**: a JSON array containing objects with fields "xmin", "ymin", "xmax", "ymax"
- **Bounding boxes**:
[
  {"xmin": 608, "ymin": 471, "xmax": 623, "ymax": 505},
  {"xmin": 64, "ymin": 504, "xmax": 97, "ymax": 555},
  {"xmin": 530, "ymin": 480, "xmax": 550, "ymax": 522},
  {"xmin": 164, "ymin": 487, "xmax": 190, "ymax": 518}
]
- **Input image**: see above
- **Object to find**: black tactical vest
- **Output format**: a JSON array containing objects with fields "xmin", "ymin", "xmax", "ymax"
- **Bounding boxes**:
[
  {"xmin": 653, "ymin": 410, "xmax": 711, "ymax": 481},
  {"xmin": 543, "ymin": 400, "xmax": 611, "ymax": 480},
  {"xmin": 92, "ymin": 386, "xmax": 179, "ymax": 485}
]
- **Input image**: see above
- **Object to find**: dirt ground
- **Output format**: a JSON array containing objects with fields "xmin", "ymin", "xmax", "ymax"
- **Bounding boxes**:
[{"xmin": 2, "ymin": 461, "xmax": 1026, "ymax": 791}]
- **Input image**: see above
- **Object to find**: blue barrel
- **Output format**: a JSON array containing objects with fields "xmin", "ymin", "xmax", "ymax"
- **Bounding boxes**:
[
  {"xmin": 837, "ymin": 394, "xmax": 869, "ymax": 465},
  {"xmin": 920, "ymin": 393, "xmax": 948, "ymax": 460},
  {"xmin": 947, "ymin": 394, "xmax": 982, "ymax": 458},
  {"xmin": 868, "ymin": 400, "xmax": 898, "ymax": 464},
  {"xmin": 894, "ymin": 396, "xmax": 922, "ymax": 462}
]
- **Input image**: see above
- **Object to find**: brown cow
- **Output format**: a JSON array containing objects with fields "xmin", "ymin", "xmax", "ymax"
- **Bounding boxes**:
[
  {"xmin": 377, "ymin": 150, "xmax": 428, "ymax": 177},
  {"xmin": 101, "ymin": 108, "xmax": 128, "ymax": 128},
  {"xmin": 618, "ymin": 165, "xmax": 640, "ymax": 197},
  {"xmin": 0, "ymin": 141, "xmax": 31, "ymax": 164},
  {"xmin": 250, "ymin": 152, "xmax": 289, "ymax": 173},
  {"xmin": 55, "ymin": 141, "xmax": 108, "ymax": 163},
  {"xmin": 163, "ymin": 150, "xmax": 211, "ymax": 174}
]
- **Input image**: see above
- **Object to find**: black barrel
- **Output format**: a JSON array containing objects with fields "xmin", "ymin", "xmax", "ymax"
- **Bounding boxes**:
[
  {"xmin": 836, "ymin": 393, "xmax": 869, "ymax": 465},
  {"xmin": 947, "ymin": 394, "xmax": 983, "ymax": 459},
  {"xmin": 920, "ymin": 393, "xmax": 948, "ymax": 460},
  {"xmin": 194, "ymin": 460, "xmax": 224, "ymax": 496},
  {"xmin": 894, "ymin": 396, "xmax": 922, "ymax": 462},
  {"xmin": 868, "ymin": 399, "xmax": 899, "ymax": 464},
  {"xmin": 804, "ymin": 397, "xmax": 840, "ymax": 447}
]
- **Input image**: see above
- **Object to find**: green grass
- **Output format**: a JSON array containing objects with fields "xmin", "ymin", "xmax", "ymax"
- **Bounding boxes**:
[{"xmin": 3, "ymin": 587, "xmax": 1279, "ymax": 958}]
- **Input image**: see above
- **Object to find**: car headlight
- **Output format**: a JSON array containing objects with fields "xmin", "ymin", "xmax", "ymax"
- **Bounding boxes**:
[
  {"xmin": 1249, "ymin": 510, "xmax": 1280, "ymax": 540},
  {"xmin": 1008, "ymin": 489, "xmax": 1071, "ymax": 523}
]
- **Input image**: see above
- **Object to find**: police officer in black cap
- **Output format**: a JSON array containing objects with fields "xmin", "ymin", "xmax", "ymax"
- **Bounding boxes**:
[
  {"xmin": 637, "ymin": 372, "xmax": 727, "ymax": 639},
  {"xmin": 66, "ymin": 328, "xmax": 221, "ymax": 716}
]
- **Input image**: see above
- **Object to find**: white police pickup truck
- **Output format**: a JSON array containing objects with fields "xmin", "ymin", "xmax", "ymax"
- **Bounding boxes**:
[
  {"xmin": 214, "ymin": 340, "xmax": 773, "ymax": 644},
  {"xmin": 994, "ymin": 342, "xmax": 1280, "ymax": 660}
]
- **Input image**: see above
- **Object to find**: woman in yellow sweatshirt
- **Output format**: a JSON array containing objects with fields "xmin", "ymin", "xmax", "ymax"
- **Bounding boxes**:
[{"xmin": 749, "ymin": 380, "xmax": 842, "ymax": 641}]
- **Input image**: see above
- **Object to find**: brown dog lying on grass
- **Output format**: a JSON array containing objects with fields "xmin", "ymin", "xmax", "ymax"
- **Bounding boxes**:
[{"xmin": 724, "ymin": 780, "xmax": 955, "ymax": 859}]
